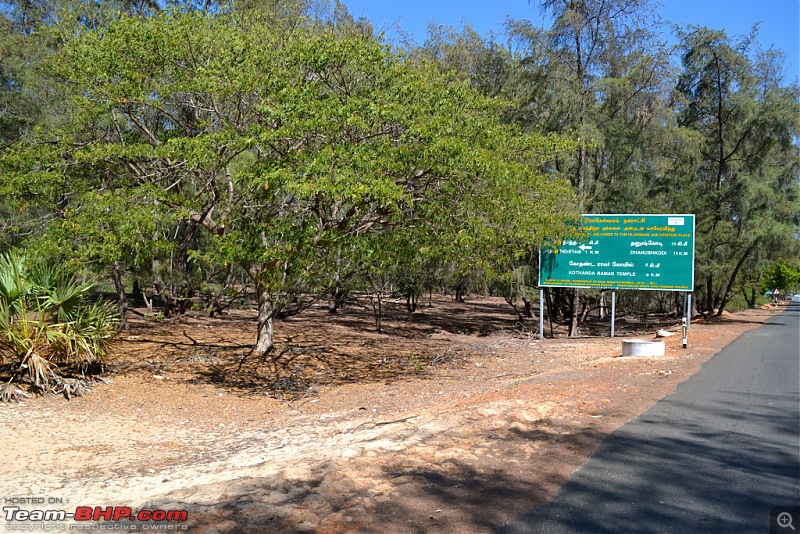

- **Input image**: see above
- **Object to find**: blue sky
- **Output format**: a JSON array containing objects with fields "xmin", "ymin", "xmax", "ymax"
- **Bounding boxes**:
[{"xmin": 341, "ymin": 0, "xmax": 800, "ymax": 84}]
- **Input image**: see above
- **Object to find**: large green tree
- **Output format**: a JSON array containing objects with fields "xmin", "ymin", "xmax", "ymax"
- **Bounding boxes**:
[
  {"xmin": 507, "ymin": 0, "xmax": 667, "ymax": 333},
  {"xmin": 2, "ymin": 8, "xmax": 577, "ymax": 355},
  {"xmin": 673, "ymin": 27, "xmax": 800, "ymax": 315}
]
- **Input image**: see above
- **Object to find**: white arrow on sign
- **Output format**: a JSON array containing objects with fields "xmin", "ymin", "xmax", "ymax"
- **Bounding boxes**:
[{"xmin": 578, "ymin": 244, "xmax": 593, "ymax": 251}]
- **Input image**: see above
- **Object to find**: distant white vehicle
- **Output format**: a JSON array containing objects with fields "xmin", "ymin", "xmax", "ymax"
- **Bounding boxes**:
[{"xmin": 793, "ymin": 294, "xmax": 800, "ymax": 303}]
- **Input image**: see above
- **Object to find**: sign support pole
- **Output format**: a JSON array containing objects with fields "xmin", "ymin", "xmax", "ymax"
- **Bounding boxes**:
[
  {"xmin": 686, "ymin": 293, "xmax": 692, "ymax": 328},
  {"xmin": 682, "ymin": 292, "xmax": 692, "ymax": 349},
  {"xmin": 539, "ymin": 289, "xmax": 545, "ymax": 340},
  {"xmin": 611, "ymin": 289, "xmax": 616, "ymax": 338}
]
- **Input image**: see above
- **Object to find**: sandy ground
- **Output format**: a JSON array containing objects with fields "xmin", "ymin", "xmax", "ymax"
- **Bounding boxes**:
[{"xmin": 0, "ymin": 297, "xmax": 778, "ymax": 533}]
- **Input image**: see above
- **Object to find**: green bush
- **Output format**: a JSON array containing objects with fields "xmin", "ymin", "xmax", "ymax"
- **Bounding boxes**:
[{"xmin": 0, "ymin": 252, "xmax": 119, "ymax": 401}]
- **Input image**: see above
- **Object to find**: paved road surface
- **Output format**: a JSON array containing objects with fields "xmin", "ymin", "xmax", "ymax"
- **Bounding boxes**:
[{"xmin": 499, "ymin": 304, "xmax": 800, "ymax": 534}]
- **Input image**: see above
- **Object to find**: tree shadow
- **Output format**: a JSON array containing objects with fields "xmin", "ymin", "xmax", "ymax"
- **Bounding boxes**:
[
  {"xmin": 103, "ymin": 297, "xmax": 770, "ymax": 399},
  {"xmin": 109, "ymin": 299, "xmax": 496, "ymax": 399},
  {"xmin": 85, "ymin": 389, "xmax": 799, "ymax": 533},
  {"xmin": 499, "ymin": 392, "xmax": 800, "ymax": 533},
  {"xmin": 111, "ymin": 418, "xmax": 612, "ymax": 534}
]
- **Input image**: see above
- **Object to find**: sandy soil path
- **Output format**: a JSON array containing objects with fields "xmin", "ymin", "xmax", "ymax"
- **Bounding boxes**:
[{"xmin": 0, "ymin": 304, "xmax": 774, "ymax": 533}]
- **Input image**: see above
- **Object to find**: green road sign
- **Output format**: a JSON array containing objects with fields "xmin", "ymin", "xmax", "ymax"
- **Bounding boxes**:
[{"xmin": 539, "ymin": 214, "xmax": 695, "ymax": 291}]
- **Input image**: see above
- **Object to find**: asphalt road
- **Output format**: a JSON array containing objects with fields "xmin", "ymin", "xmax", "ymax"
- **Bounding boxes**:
[{"xmin": 499, "ymin": 303, "xmax": 800, "ymax": 534}]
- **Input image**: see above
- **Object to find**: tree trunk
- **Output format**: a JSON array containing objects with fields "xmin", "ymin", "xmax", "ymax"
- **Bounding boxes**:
[
  {"xmin": 743, "ymin": 286, "xmax": 757, "ymax": 308},
  {"xmin": 704, "ymin": 277, "xmax": 715, "ymax": 316},
  {"xmin": 552, "ymin": 288, "xmax": 566, "ymax": 321},
  {"xmin": 142, "ymin": 292, "xmax": 153, "ymax": 314},
  {"xmin": 716, "ymin": 244, "xmax": 755, "ymax": 316},
  {"xmin": 455, "ymin": 275, "xmax": 467, "ymax": 303},
  {"xmin": 327, "ymin": 294, "xmax": 339, "ymax": 313},
  {"xmin": 569, "ymin": 28, "xmax": 586, "ymax": 339},
  {"xmin": 111, "ymin": 261, "xmax": 128, "ymax": 330},
  {"xmin": 569, "ymin": 288, "xmax": 580, "ymax": 337},
  {"xmin": 152, "ymin": 263, "xmax": 178, "ymax": 317},
  {"xmin": 579, "ymin": 297, "xmax": 591, "ymax": 325},
  {"xmin": 505, "ymin": 295, "xmax": 526, "ymax": 322},
  {"xmin": 370, "ymin": 291, "xmax": 383, "ymax": 333},
  {"xmin": 254, "ymin": 284, "xmax": 275, "ymax": 355},
  {"xmin": 406, "ymin": 290, "xmax": 417, "ymax": 313},
  {"xmin": 599, "ymin": 291, "xmax": 606, "ymax": 319}
]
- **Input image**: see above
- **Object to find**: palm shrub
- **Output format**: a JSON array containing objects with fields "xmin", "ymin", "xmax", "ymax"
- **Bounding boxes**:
[{"xmin": 0, "ymin": 253, "xmax": 119, "ymax": 401}]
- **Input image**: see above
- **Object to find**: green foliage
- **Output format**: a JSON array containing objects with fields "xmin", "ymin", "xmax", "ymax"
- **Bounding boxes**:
[
  {"xmin": 673, "ymin": 27, "xmax": 800, "ymax": 314},
  {"xmin": 761, "ymin": 261, "xmax": 800, "ymax": 293},
  {"xmin": 0, "ymin": 254, "xmax": 30, "ymax": 327},
  {"xmin": 1, "ymin": 8, "xmax": 577, "ymax": 352},
  {"xmin": 3, "ymin": 0, "xmax": 797, "ymax": 352},
  {"xmin": 0, "ymin": 252, "xmax": 119, "ymax": 401}
]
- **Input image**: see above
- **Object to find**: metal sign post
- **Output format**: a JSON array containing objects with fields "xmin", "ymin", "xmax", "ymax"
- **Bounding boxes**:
[
  {"xmin": 539, "ymin": 289, "xmax": 545, "ymax": 340},
  {"xmin": 682, "ymin": 291, "xmax": 692, "ymax": 348},
  {"xmin": 682, "ymin": 317, "xmax": 688, "ymax": 348}
]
